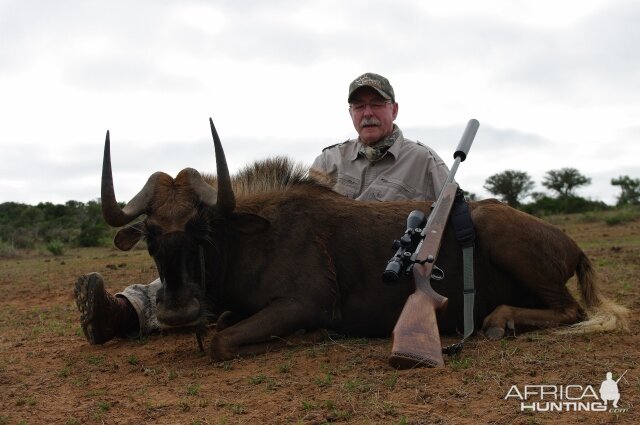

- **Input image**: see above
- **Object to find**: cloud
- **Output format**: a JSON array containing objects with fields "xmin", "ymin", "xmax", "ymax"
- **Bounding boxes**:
[
  {"xmin": 0, "ymin": 132, "xmax": 325, "ymax": 204},
  {"xmin": 499, "ymin": 0, "xmax": 640, "ymax": 103},
  {"xmin": 64, "ymin": 57, "xmax": 206, "ymax": 93},
  {"xmin": 0, "ymin": 0, "xmax": 638, "ymax": 208},
  {"xmin": 405, "ymin": 124, "xmax": 549, "ymax": 152}
]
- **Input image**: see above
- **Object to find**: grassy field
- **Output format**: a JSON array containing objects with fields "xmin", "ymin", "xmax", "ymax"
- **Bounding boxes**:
[{"xmin": 0, "ymin": 210, "xmax": 638, "ymax": 424}]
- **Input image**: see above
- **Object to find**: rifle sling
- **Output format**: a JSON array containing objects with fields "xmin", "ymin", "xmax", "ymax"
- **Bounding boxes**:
[{"xmin": 442, "ymin": 191, "xmax": 476, "ymax": 355}]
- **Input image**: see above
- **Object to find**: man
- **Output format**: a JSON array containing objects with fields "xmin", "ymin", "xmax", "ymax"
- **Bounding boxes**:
[
  {"xmin": 311, "ymin": 72, "xmax": 449, "ymax": 201},
  {"xmin": 75, "ymin": 72, "xmax": 450, "ymax": 344}
]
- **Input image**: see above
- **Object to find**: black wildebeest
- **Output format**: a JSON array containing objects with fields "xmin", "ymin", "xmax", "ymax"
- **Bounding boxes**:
[{"xmin": 98, "ymin": 119, "xmax": 628, "ymax": 361}]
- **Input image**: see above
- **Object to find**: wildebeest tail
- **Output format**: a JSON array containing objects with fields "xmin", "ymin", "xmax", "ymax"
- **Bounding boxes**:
[{"xmin": 561, "ymin": 251, "xmax": 629, "ymax": 334}]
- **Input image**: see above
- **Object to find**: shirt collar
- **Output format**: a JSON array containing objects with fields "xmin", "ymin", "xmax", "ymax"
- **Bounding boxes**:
[{"xmin": 386, "ymin": 125, "xmax": 404, "ymax": 158}]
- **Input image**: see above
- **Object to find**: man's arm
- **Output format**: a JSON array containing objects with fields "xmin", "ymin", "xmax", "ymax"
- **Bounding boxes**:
[{"xmin": 422, "ymin": 148, "xmax": 450, "ymax": 200}]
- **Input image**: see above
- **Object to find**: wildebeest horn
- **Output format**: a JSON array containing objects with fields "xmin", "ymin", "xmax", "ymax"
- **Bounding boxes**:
[
  {"xmin": 209, "ymin": 118, "xmax": 236, "ymax": 214},
  {"xmin": 101, "ymin": 131, "xmax": 158, "ymax": 227}
]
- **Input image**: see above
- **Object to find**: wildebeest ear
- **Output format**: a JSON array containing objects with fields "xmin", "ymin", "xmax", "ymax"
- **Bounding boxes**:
[
  {"xmin": 228, "ymin": 212, "xmax": 270, "ymax": 234},
  {"xmin": 114, "ymin": 222, "xmax": 144, "ymax": 251}
]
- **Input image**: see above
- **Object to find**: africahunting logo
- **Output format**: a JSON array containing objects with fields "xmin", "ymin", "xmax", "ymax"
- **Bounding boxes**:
[{"xmin": 504, "ymin": 371, "xmax": 629, "ymax": 414}]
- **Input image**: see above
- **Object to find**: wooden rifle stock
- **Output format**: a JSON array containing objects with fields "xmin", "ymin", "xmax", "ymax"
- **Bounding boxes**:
[
  {"xmin": 389, "ymin": 264, "xmax": 448, "ymax": 368},
  {"xmin": 389, "ymin": 183, "xmax": 459, "ymax": 369}
]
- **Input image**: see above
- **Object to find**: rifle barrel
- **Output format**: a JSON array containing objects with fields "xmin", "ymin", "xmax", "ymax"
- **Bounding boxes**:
[
  {"xmin": 445, "ymin": 119, "xmax": 479, "ymax": 186},
  {"xmin": 615, "ymin": 370, "xmax": 628, "ymax": 383},
  {"xmin": 417, "ymin": 119, "xmax": 479, "ymax": 243},
  {"xmin": 454, "ymin": 119, "xmax": 479, "ymax": 162}
]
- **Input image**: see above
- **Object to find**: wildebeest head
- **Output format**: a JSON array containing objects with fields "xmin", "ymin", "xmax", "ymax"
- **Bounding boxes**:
[{"xmin": 100, "ymin": 119, "xmax": 269, "ymax": 327}]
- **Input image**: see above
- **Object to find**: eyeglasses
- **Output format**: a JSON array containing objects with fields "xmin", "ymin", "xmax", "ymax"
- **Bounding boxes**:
[{"xmin": 349, "ymin": 100, "xmax": 392, "ymax": 112}]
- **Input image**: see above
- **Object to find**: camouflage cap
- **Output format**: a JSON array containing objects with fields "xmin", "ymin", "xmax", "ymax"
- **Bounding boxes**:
[{"xmin": 348, "ymin": 72, "xmax": 395, "ymax": 103}]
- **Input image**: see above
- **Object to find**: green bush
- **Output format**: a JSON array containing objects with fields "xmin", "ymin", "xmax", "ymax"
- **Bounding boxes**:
[
  {"xmin": 46, "ymin": 240, "xmax": 65, "ymax": 256},
  {"xmin": 521, "ymin": 195, "xmax": 608, "ymax": 216},
  {"xmin": 0, "ymin": 200, "xmax": 112, "ymax": 249},
  {"xmin": 604, "ymin": 207, "xmax": 640, "ymax": 226},
  {"xmin": 0, "ymin": 240, "xmax": 19, "ymax": 259},
  {"xmin": 76, "ymin": 221, "xmax": 110, "ymax": 247},
  {"xmin": 75, "ymin": 200, "xmax": 110, "ymax": 247}
]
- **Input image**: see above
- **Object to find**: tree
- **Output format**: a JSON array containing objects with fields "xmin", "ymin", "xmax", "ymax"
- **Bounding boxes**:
[
  {"xmin": 76, "ymin": 200, "xmax": 110, "ymax": 247},
  {"xmin": 483, "ymin": 170, "xmax": 534, "ymax": 207},
  {"xmin": 542, "ymin": 168, "xmax": 591, "ymax": 198},
  {"xmin": 462, "ymin": 190, "xmax": 477, "ymax": 201},
  {"xmin": 611, "ymin": 175, "xmax": 640, "ymax": 206}
]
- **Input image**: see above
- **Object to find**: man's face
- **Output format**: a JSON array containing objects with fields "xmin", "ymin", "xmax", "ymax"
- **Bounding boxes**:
[{"xmin": 349, "ymin": 87, "xmax": 398, "ymax": 146}]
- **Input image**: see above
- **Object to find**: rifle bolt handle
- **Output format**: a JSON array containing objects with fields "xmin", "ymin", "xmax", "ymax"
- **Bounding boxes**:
[{"xmin": 426, "ymin": 255, "xmax": 435, "ymax": 263}]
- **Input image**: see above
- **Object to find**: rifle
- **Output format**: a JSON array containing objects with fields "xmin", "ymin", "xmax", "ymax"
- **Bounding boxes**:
[
  {"xmin": 383, "ymin": 119, "xmax": 479, "ymax": 369},
  {"xmin": 615, "ymin": 370, "xmax": 628, "ymax": 384}
]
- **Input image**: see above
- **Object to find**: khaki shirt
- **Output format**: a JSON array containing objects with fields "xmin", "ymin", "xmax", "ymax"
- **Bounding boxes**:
[{"xmin": 311, "ymin": 127, "xmax": 450, "ymax": 201}]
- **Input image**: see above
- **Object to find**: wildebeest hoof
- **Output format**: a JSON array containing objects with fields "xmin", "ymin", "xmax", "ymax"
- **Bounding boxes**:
[
  {"xmin": 484, "ymin": 326, "xmax": 505, "ymax": 340},
  {"xmin": 210, "ymin": 333, "xmax": 234, "ymax": 361}
]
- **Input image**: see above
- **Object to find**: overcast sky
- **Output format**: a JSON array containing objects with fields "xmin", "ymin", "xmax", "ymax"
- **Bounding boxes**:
[{"xmin": 1, "ymin": 0, "xmax": 639, "ymax": 206}]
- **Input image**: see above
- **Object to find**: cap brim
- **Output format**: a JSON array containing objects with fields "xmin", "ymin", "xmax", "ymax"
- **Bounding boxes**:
[{"xmin": 348, "ymin": 85, "xmax": 392, "ymax": 103}]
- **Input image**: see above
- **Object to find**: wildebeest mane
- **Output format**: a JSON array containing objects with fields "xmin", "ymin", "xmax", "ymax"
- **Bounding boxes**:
[{"xmin": 203, "ymin": 156, "xmax": 322, "ymax": 197}]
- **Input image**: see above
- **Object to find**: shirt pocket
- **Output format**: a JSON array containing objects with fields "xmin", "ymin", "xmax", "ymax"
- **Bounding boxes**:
[
  {"xmin": 334, "ymin": 173, "xmax": 361, "ymax": 198},
  {"xmin": 371, "ymin": 176, "xmax": 416, "ymax": 201}
]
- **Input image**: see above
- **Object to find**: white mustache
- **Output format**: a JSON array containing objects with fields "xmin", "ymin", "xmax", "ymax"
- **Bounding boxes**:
[{"xmin": 360, "ymin": 118, "xmax": 380, "ymax": 127}]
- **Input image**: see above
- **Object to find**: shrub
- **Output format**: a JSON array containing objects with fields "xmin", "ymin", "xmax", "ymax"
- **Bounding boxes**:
[
  {"xmin": 46, "ymin": 240, "xmax": 65, "ymax": 256},
  {"xmin": 76, "ymin": 221, "xmax": 110, "ymax": 247},
  {"xmin": 0, "ymin": 240, "xmax": 19, "ymax": 259},
  {"xmin": 604, "ymin": 207, "xmax": 640, "ymax": 226},
  {"xmin": 522, "ymin": 195, "xmax": 608, "ymax": 216}
]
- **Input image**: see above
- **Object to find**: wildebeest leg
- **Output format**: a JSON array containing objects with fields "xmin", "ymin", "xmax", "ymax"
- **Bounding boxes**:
[
  {"xmin": 210, "ymin": 298, "xmax": 327, "ymax": 361},
  {"xmin": 215, "ymin": 311, "xmax": 246, "ymax": 331},
  {"xmin": 482, "ymin": 303, "xmax": 583, "ymax": 339}
]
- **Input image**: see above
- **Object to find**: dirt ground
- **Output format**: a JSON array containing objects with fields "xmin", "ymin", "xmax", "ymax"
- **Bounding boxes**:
[{"xmin": 1, "ymin": 213, "xmax": 638, "ymax": 424}]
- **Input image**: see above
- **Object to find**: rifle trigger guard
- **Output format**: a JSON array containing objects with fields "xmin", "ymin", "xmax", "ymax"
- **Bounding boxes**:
[{"xmin": 430, "ymin": 265, "xmax": 444, "ymax": 281}]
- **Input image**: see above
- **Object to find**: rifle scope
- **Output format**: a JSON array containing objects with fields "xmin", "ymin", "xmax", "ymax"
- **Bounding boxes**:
[{"xmin": 382, "ymin": 210, "xmax": 426, "ymax": 284}]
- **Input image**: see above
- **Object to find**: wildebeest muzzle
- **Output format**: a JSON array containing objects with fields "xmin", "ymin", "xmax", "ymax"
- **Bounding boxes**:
[{"xmin": 153, "ymin": 232, "xmax": 205, "ymax": 327}]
